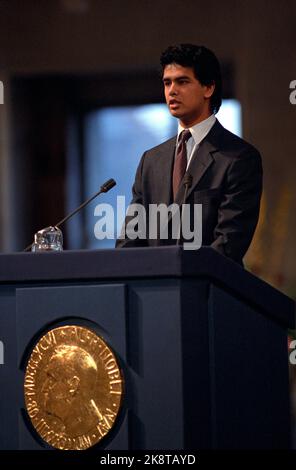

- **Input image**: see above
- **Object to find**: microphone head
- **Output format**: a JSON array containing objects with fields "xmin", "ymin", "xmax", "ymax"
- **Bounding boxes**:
[
  {"xmin": 100, "ymin": 178, "xmax": 116, "ymax": 193},
  {"xmin": 183, "ymin": 173, "xmax": 193, "ymax": 188}
]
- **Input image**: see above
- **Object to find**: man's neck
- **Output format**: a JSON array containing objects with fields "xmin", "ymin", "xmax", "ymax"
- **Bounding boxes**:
[
  {"xmin": 179, "ymin": 108, "xmax": 213, "ymax": 128},
  {"xmin": 179, "ymin": 113, "xmax": 215, "ymax": 130}
]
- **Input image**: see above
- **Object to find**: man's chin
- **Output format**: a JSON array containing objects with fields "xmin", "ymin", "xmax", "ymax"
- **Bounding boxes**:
[{"xmin": 168, "ymin": 109, "xmax": 182, "ymax": 118}]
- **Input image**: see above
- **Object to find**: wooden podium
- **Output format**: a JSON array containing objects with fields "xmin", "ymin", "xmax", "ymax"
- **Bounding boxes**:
[{"xmin": 0, "ymin": 246, "xmax": 294, "ymax": 449}]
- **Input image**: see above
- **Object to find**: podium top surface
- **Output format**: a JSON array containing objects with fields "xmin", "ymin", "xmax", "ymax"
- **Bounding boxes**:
[{"xmin": 0, "ymin": 246, "xmax": 294, "ymax": 328}]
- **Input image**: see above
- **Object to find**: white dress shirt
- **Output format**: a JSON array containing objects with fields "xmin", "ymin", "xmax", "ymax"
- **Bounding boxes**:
[{"xmin": 177, "ymin": 114, "xmax": 216, "ymax": 168}]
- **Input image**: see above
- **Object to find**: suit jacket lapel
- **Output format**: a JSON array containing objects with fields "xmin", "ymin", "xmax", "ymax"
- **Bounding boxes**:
[
  {"xmin": 154, "ymin": 136, "xmax": 176, "ymax": 206},
  {"xmin": 174, "ymin": 120, "xmax": 222, "ymax": 205}
]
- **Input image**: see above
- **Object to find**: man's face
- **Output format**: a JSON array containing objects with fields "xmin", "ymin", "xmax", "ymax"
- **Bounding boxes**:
[{"xmin": 163, "ymin": 63, "xmax": 215, "ymax": 127}]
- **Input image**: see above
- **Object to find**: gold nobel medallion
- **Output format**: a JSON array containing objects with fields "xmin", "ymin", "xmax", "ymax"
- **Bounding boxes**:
[{"xmin": 24, "ymin": 325, "xmax": 124, "ymax": 450}]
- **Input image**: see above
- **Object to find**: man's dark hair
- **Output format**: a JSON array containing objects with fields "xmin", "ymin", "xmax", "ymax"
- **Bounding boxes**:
[{"xmin": 160, "ymin": 44, "xmax": 222, "ymax": 114}]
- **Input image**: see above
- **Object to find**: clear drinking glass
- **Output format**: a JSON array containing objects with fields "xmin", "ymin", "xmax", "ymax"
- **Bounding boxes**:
[{"xmin": 31, "ymin": 226, "xmax": 63, "ymax": 252}]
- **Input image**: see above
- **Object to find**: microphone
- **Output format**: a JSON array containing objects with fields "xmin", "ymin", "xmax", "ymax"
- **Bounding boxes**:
[
  {"xmin": 24, "ymin": 178, "xmax": 116, "ymax": 252},
  {"xmin": 177, "ymin": 173, "xmax": 193, "ymax": 246},
  {"xmin": 55, "ymin": 178, "xmax": 116, "ymax": 228}
]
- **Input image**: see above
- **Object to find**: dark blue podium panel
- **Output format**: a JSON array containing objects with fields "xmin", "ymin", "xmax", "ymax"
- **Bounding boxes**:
[
  {"xmin": 208, "ymin": 285, "xmax": 290, "ymax": 449},
  {"xmin": 1, "ymin": 284, "xmax": 129, "ymax": 450},
  {"xmin": 0, "ymin": 286, "xmax": 19, "ymax": 450}
]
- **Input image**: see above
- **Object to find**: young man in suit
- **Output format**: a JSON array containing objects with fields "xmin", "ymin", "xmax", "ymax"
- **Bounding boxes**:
[{"xmin": 116, "ymin": 44, "xmax": 263, "ymax": 265}]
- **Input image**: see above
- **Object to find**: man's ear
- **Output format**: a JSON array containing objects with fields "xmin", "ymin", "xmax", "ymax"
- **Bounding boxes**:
[
  {"xmin": 68, "ymin": 375, "xmax": 80, "ymax": 395},
  {"xmin": 204, "ymin": 83, "xmax": 215, "ymax": 99}
]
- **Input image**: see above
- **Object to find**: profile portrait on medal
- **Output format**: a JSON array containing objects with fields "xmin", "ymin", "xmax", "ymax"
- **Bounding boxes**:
[{"xmin": 40, "ymin": 344, "xmax": 105, "ymax": 436}]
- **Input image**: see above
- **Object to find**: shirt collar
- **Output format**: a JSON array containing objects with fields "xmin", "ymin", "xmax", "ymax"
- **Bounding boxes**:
[{"xmin": 177, "ymin": 114, "xmax": 216, "ymax": 146}]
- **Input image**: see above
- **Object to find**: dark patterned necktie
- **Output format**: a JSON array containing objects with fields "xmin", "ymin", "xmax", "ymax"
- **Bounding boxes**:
[{"xmin": 172, "ymin": 129, "xmax": 192, "ymax": 200}]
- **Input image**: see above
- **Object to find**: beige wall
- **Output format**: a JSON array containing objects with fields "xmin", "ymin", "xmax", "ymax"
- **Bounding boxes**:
[{"xmin": 0, "ymin": 0, "xmax": 296, "ymax": 292}]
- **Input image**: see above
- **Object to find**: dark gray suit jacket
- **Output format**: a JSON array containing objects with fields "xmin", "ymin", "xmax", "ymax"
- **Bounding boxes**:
[{"xmin": 116, "ymin": 120, "xmax": 263, "ymax": 264}]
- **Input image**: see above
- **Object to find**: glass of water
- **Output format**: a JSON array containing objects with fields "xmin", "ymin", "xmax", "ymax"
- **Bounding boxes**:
[{"xmin": 31, "ymin": 226, "xmax": 63, "ymax": 252}]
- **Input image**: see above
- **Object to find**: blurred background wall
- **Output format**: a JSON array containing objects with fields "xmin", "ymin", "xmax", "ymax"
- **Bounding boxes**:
[{"xmin": 0, "ymin": 0, "xmax": 295, "ymax": 294}]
